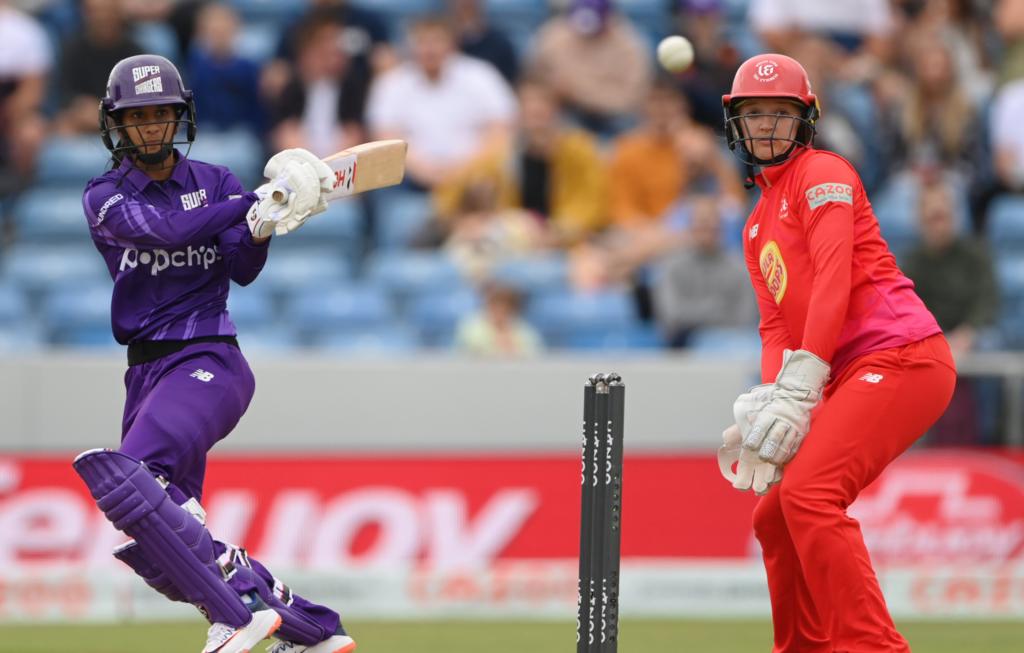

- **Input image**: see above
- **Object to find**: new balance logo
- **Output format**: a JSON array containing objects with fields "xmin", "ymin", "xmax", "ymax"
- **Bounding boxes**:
[
  {"xmin": 190, "ymin": 369, "xmax": 215, "ymax": 382},
  {"xmin": 749, "ymin": 224, "xmax": 759, "ymax": 240},
  {"xmin": 859, "ymin": 373, "xmax": 884, "ymax": 384}
]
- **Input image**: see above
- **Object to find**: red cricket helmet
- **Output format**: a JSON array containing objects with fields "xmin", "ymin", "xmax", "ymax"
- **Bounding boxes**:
[{"xmin": 722, "ymin": 54, "xmax": 819, "ymax": 167}]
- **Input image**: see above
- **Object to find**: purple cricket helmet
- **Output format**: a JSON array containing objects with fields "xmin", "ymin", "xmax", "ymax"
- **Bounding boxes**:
[{"xmin": 99, "ymin": 54, "xmax": 197, "ymax": 164}]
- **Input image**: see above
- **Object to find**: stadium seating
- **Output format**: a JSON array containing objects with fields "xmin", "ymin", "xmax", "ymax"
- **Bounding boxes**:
[
  {"xmin": 267, "ymin": 199, "xmax": 364, "ymax": 258},
  {"xmin": 0, "ymin": 284, "xmax": 30, "ymax": 327},
  {"xmin": 1, "ymin": 245, "xmax": 109, "ymax": 295},
  {"xmin": 688, "ymin": 327, "xmax": 762, "ymax": 358},
  {"xmin": 406, "ymin": 287, "xmax": 481, "ymax": 346},
  {"xmin": 187, "ymin": 129, "xmax": 264, "ymax": 187},
  {"xmin": 226, "ymin": 285, "xmax": 276, "ymax": 329},
  {"xmin": 35, "ymin": 136, "xmax": 110, "ymax": 187},
  {"xmin": 366, "ymin": 250, "xmax": 464, "ymax": 299},
  {"xmin": 489, "ymin": 254, "xmax": 569, "ymax": 295},
  {"xmin": 133, "ymin": 22, "xmax": 181, "ymax": 63},
  {"xmin": 12, "ymin": 187, "xmax": 91, "ymax": 243},
  {"xmin": 988, "ymin": 195, "xmax": 1024, "ymax": 255},
  {"xmin": 235, "ymin": 21, "xmax": 283, "ymax": 63},
  {"xmin": 227, "ymin": 0, "xmax": 307, "ymax": 23},
  {"xmin": 526, "ymin": 289, "xmax": 636, "ymax": 346},
  {"xmin": 313, "ymin": 325, "xmax": 421, "ymax": 355},
  {"xmin": 373, "ymin": 190, "xmax": 433, "ymax": 250},
  {"xmin": 254, "ymin": 247, "xmax": 352, "ymax": 298},
  {"xmin": 287, "ymin": 284, "xmax": 396, "ymax": 340}
]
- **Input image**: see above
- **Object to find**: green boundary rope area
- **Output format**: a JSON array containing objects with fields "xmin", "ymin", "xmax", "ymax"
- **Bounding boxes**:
[{"xmin": 1, "ymin": 619, "xmax": 1021, "ymax": 653}]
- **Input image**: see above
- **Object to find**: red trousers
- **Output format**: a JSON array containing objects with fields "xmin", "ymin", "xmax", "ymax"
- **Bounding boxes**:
[{"xmin": 753, "ymin": 334, "xmax": 956, "ymax": 652}]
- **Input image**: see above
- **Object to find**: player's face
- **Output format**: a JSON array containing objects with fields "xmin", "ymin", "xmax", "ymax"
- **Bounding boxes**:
[
  {"xmin": 737, "ymin": 99, "xmax": 804, "ymax": 161},
  {"xmin": 120, "ymin": 104, "xmax": 177, "ymax": 156}
]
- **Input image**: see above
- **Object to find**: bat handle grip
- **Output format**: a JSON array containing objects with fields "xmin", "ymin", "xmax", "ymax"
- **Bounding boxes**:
[{"xmin": 271, "ymin": 188, "xmax": 287, "ymax": 203}]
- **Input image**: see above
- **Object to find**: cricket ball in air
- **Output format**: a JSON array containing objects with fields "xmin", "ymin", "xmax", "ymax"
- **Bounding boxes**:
[{"xmin": 657, "ymin": 35, "xmax": 694, "ymax": 73}]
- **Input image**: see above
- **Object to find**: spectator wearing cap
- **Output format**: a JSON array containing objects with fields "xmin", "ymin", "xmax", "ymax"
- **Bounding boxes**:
[{"xmin": 529, "ymin": 0, "xmax": 651, "ymax": 136}]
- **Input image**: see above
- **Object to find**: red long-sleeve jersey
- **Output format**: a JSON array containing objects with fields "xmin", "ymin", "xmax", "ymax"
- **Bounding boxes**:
[{"xmin": 744, "ymin": 148, "xmax": 942, "ymax": 383}]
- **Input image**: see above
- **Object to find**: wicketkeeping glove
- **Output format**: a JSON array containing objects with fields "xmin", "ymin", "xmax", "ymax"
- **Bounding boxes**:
[
  {"xmin": 717, "ymin": 383, "xmax": 782, "ymax": 495},
  {"xmin": 743, "ymin": 349, "xmax": 830, "ymax": 465}
]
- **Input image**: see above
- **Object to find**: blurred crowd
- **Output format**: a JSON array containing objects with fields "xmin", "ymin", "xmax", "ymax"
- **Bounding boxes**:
[{"xmin": 0, "ymin": 0, "xmax": 1022, "ymax": 440}]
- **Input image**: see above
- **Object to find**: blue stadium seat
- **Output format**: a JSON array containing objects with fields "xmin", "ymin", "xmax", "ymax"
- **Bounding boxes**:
[
  {"xmin": 374, "ymin": 190, "xmax": 433, "ymax": 249},
  {"xmin": 0, "ymin": 284, "xmax": 30, "ymax": 326},
  {"xmin": 366, "ymin": 250, "xmax": 464, "ymax": 298},
  {"xmin": 526, "ymin": 289, "xmax": 636, "ymax": 345},
  {"xmin": 996, "ymin": 254, "xmax": 1024, "ymax": 303},
  {"xmin": 55, "ymin": 324, "xmax": 121, "ymax": 349},
  {"xmin": 40, "ymin": 283, "xmax": 111, "ymax": 337},
  {"xmin": 0, "ymin": 323, "xmax": 46, "ymax": 352},
  {"xmin": 407, "ymin": 287, "xmax": 481, "ymax": 346},
  {"xmin": 235, "ymin": 21, "xmax": 284, "ymax": 62},
  {"xmin": 562, "ymin": 323, "xmax": 664, "ymax": 351},
  {"xmin": 227, "ymin": 0, "xmax": 307, "ymax": 22},
  {"xmin": 236, "ymin": 325, "xmax": 302, "ymax": 352},
  {"xmin": 12, "ymin": 187, "xmax": 90, "ymax": 243},
  {"xmin": 133, "ymin": 22, "xmax": 181, "ymax": 63},
  {"xmin": 1, "ymin": 245, "xmax": 109, "ymax": 294},
  {"xmin": 313, "ymin": 325, "xmax": 421, "ymax": 355},
  {"xmin": 369, "ymin": 0, "xmax": 439, "ymax": 21},
  {"xmin": 287, "ymin": 284, "xmax": 396, "ymax": 335},
  {"xmin": 988, "ymin": 195, "xmax": 1024, "ymax": 254},
  {"xmin": 36, "ymin": 136, "xmax": 111, "ymax": 187},
  {"xmin": 227, "ymin": 285, "xmax": 276, "ymax": 329},
  {"xmin": 256, "ymin": 247, "xmax": 351, "ymax": 297},
  {"xmin": 270, "ymin": 199, "xmax": 363, "ymax": 253},
  {"xmin": 490, "ymin": 254, "xmax": 569, "ymax": 295},
  {"xmin": 688, "ymin": 327, "xmax": 762, "ymax": 358},
  {"xmin": 187, "ymin": 129, "xmax": 263, "ymax": 186}
]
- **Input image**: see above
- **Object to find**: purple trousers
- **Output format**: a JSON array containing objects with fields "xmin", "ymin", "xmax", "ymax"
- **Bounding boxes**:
[{"xmin": 118, "ymin": 342, "xmax": 341, "ymax": 641}]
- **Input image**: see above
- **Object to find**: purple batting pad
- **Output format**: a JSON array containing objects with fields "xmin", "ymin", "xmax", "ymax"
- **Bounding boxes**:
[
  {"xmin": 113, "ymin": 539, "xmax": 187, "ymax": 603},
  {"xmin": 73, "ymin": 449, "xmax": 250, "ymax": 627}
]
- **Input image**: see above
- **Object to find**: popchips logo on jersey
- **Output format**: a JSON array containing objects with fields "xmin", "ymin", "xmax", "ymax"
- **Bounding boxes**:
[
  {"xmin": 119, "ymin": 244, "xmax": 221, "ymax": 276},
  {"xmin": 805, "ymin": 182, "xmax": 853, "ymax": 211},
  {"xmin": 759, "ymin": 241, "xmax": 788, "ymax": 304}
]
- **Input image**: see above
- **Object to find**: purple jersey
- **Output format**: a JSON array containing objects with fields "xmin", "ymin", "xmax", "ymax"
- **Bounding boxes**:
[{"xmin": 82, "ymin": 153, "xmax": 267, "ymax": 344}]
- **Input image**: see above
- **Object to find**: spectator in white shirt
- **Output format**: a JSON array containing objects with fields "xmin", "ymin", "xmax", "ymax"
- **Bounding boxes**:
[
  {"xmin": 0, "ymin": 0, "xmax": 51, "ymax": 194},
  {"xmin": 366, "ymin": 15, "xmax": 516, "ymax": 190}
]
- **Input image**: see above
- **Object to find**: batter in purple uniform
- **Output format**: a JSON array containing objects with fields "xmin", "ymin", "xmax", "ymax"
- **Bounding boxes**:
[{"xmin": 72, "ymin": 54, "xmax": 356, "ymax": 653}]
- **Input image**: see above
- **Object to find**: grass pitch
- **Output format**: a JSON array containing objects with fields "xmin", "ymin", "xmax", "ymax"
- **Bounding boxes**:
[{"xmin": 1, "ymin": 619, "xmax": 1021, "ymax": 652}]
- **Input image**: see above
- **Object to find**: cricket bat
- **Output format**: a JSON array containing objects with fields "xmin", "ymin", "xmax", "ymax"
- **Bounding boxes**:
[{"xmin": 271, "ymin": 139, "xmax": 407, "ymax": 203}]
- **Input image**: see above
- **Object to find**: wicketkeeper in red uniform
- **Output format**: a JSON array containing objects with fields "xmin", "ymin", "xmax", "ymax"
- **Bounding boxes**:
[{"xmin": 716, "ymin": 54, "xmax": 957, "ymax": 652}]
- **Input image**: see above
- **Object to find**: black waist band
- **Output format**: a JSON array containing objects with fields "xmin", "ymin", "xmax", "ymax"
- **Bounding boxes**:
[{"xmin": 127, "ymin": 335, "xmax": 239, "ymax": 366}]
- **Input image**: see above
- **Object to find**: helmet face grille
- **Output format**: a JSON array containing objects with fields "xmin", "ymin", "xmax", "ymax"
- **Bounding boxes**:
[{"xmin": 722, "ymin": 103, "xmax": 817, "ymax": 167}]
